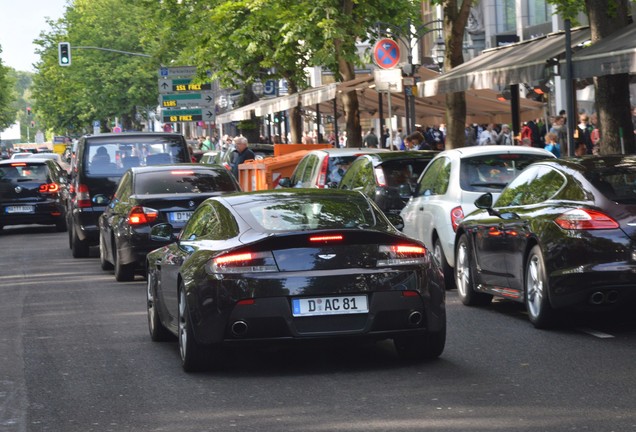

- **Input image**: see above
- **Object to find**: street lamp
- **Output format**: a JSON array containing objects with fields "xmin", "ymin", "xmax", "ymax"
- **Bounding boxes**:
[{"xmin": 374, "ymin": 19, "xmax": 444, "ymax": 134}]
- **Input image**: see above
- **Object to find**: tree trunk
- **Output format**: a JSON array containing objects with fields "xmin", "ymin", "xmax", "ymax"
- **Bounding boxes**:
[
  {"xmin": 335, "ymin": 0, "xmax": 362, "ymax": 148},
  {"xmin": 286, "ymin": 80, "xmax": 302, "ymax": 144},
  {"xmin": 441, "ymin": 0, "xmax": 473, "ymax": 149},
  {"xmin": 586, "ymin": 0, "xmax": 634, "ymax": 154}
]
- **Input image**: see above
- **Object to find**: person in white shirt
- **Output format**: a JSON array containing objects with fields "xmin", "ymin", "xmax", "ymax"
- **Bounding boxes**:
[{"xmin": 479, "ymin": 123, "xmax": 498, "ymax": 145}]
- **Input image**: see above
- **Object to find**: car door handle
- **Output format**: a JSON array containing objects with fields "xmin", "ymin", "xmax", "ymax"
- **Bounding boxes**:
[{"xmin": 418, "ymin": 206, "xmax": 424, "ymax": 211}]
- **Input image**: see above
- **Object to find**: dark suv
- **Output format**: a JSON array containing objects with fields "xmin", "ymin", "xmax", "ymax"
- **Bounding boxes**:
[
  {"xmin": 0, "ymin": 159, "xmax": 69, "ymax": 232},
  {"xmin": 67, "ymin": 132, "xmax": 192, "ymax": 258}
]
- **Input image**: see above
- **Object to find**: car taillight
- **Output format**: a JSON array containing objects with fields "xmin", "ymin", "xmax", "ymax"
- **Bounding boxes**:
[
  {"xmin": 208, "ymin": 251, "xmax": 278, "ymax": 274},
  {"xmin": 450, "ymin": 206, "xmax": 464, "ymax": 232},
  {"xmin": 374, "ymin": 167, "xmax": 386, "ymax": 187},
  {"xmin": 554, "ymin": 209, "xmax": 619, "ymax": 230},
  {"xmin": 39, "ymin": 183, "xmax": 60, "ymax": 193},
  {"xmin": 76, "ymin": 184, "xmax": 92, "ymax": 208},
  {"xmin": 317, "ymin": 157, "xmax": 330, "ymax": 188},
  {"xmin": 128, "ymin": 206, "xmax": 159, "ymax": 226},
  {"xmin": 377, "ymin": 244, "xmax": 427, "ymax": 266}
]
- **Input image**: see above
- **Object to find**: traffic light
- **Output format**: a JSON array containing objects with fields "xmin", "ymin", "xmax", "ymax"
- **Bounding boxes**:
[
  {"xmin": 26, "ymin": 107, "xmax": 31, "ymax": 116},
  {"xmin": 58, "ymin": 42, "xmax": 71, "ymax": 66}
]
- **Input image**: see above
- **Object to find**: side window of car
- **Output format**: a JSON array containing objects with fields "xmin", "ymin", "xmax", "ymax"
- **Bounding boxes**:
[
  {"xmin": 299, "ymin": 154, "xmax": 318, "ymax": 186},
  {"xmin": 115, "ymin": 172, "xmax": 132, "ymax": 201},
  {"xmin": 496, "ymin": 166, "xmax": 565, "ymax": 207},
  {"xmin": 416, "ymin": 157, "xmax": 448, "ymax": 196},
  {"xmin": 180, "ymin": 204, "xmax": 211, "ymax": 241},
  {"xmin": 209, "ymin": 201, "xmax": 239, "ymax": 240},
  {"xmin": 356, "ymin": 160, "xmax": 375, "ymax": 194},
  {"xmin": 291, "ymin": 156, "xmax": 311, "ymax": 187},
  {"xmin": 339, "ymin": 160, "xmax": 360, "ymax": 190}
]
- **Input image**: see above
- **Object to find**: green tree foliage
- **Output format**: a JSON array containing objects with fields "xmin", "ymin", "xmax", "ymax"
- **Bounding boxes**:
[
  {"xmin": 547, "ymin": 0, "xmax": 635, "ymax": 154},
  {"xmin": 143, "ymin": 0, "xmax": 417, "ymax": 145},
  {"xmin": 0, "ymin": 48, "xmax": 17, "ymax": 130},
  {"xmin": 32, "ymin": 0, "xmax": 160, "ymax": 135}
]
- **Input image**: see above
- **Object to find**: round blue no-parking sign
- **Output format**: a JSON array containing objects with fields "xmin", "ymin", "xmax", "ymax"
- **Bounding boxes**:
[{"xmin": 373, "ymin": 38, "xmax": 401, "ymax": 69}]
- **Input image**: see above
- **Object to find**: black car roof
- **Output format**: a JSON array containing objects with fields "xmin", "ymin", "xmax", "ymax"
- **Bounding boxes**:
[
  {"xmin": 218, "ymin": 188, "xmax": 366, "ymax": 206},
  {"xmin": 83, "ymin": 132, "xmax": 185, "ymax": 140},
  {"xmin": 359, "ymin": 150, "xmax": 440, "ymax": 166},
  {"xmin": 128, "ymin": 163, "xmax": 226, "ymax": 174}
]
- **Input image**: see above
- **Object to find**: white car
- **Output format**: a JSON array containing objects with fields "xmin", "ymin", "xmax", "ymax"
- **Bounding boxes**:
[
  {"xmin": 400, "ymin": 145, "xmax": 555, "ymax": 288},
  {"xmin": 279, "ymin": 147, "xmax": 389, "ymax": 188}
]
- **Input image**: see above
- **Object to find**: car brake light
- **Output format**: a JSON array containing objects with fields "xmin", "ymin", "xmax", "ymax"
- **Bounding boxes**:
[
  {"xmin": 309, "ymin": 234, "xmax": 343, "ymax": 243},
  {"xmin": 374, "ymin": 167, "xmax": 386, "ymax": 187},
  {"xmin": 554, "ymin": 209, "xmax": 619, "ymax": 230},
  {"xmin": 208, "ymin": 251, "xmax": 278, "ymax": 274},
  {"xmin": 377, "ymin": 244, "xmax": 427, "ymax": 266},
  {"xmin": 10, "ymin": 162, "xmax": 27, "ymax": 167},
  {"xmin": 39, "ymin": 183, "xmax": 60, "ymax": 193},
  {"xmin": 317, "ymin": 157, "xmax": 330, "ymax": 188},
  {"xmin": 128, "ymin": 206, "xmax": 159, "ymax": 225},
  {"xmin": 76, "ymin": 184, "xmax": 92, "ymax": 208},
  {"xmin": 171, "ymin": 170, "xmax": 195, "ymax": 175},
  {"xmin": 450, "ymin": 206, "xmax": 464, "ymax": 232}
]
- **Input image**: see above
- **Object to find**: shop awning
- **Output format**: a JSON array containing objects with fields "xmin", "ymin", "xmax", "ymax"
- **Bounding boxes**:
[
  {"xmin": 215, "ymin": 99, "xmax": 271, "ymax": 123},
  {"xmin": 254, "ymin": 94, "xmax": 299, "ymax": 116},
  {"xmin": 569, "ymin": 23, "xmax": 636, "ymax": 79},
  {"xmin": 421, "ymin": 27, "xmax": 591, "ymax": 97}
]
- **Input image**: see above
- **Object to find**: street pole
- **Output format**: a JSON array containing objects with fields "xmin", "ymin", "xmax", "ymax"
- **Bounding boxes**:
[{"xmin": 564, "ymin": 19, "xmax": 575, "ymax": 156}]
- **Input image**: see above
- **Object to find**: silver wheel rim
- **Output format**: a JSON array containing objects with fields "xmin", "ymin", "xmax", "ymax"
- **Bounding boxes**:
[
  {"xmin": 147, "ymin": 273, "xmax": 156, "ymax": 332},
  {"xmin": 526, "ymin": 255, "xmax": 544, "ymax": 318},
  {"xmin": 178, "ymin": 289, "xmax": 187, "ymax": 361},
  {"xmin": 433, "ymin": 242, "xmax": 443, "ymax": 267},
  {"xmin": 456, "ymin": 242, "xmax": 469, "ymax": 297}
]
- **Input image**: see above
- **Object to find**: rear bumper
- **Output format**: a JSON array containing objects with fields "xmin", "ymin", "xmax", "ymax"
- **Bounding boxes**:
[{"xmin": 1, "ymin": 201, "xmax": 65, "ymax": 227}]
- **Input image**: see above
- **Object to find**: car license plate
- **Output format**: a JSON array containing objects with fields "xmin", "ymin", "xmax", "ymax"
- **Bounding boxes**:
[
  {"xmin": 292, "ymin": 295, "xmax": 368, "ymax": 317},
  {"xmin": 168, "ymin": 211, "xmax": 193, "ymax": 223},
  {"xmin": 5, "ymin": 205, "xmax": 35, "ymax": 214}
]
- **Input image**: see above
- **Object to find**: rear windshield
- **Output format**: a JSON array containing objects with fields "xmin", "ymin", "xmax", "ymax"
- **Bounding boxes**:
[
  {"xmin": 134, "ymin": 169, "xmax": 238, "ymax": 195},
  {"xmin": 583, "ymin": 167, "xmax": 636, "ymax": 203},
  {"xmin": 326, "ymin": 156, "xmax": 360, "ymax": 185},
  {"xmin": 0, "ymin": 162, "xmax": 48, "ymax": 182},
  {"xmin": 381, "ymin": 159, "xmax": 432, "ymax": 188},
  {"xmin": 85, "ymin": 136, "xmax": 189, "ymax": 176},
  {"xmin": 459, "ymin": 153, "xmax": 550, "ymax": 192},
  {"xmin": 236, "ymin": 194, "xmax": 390, "ymax": 232}
]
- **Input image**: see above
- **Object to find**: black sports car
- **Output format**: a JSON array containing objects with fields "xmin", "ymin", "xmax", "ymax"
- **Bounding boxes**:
[
  {"xmin": 454, "ymin": 155, "xmax": 636, "ymax": 328},
  {"xmin": 145, "ymin": 189, "xmax": 446, "ymax": 372},
  {"xmin": 98, "ymin": 164, "xmax": 240, "ymax": 281}
]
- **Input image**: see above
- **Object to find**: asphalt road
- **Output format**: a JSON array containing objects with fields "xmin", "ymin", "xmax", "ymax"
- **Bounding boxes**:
[{"xmin": 1, "ymin": 225, "xmax": 636, "ymax": 432}]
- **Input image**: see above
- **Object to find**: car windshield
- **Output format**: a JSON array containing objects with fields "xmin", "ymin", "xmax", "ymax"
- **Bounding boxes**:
[
  {"xmin": 0, "ymin": 163, "xmax": 48, "ymax": 182},
  {"xmin": 235, "ymin": 194, "xmax": 389, "ymax": 232},
  {"xmin": 583, "ymin": 167, "xmax": 636, "ymax": 203},
  {"xmin": 134, "ymin": 169, "xmax": 237, "ymax": 194},
  {"xmin": 326, "ymin": 156, "xmax": 359, "ymax": 185},
  {"xmin": 86, "ymin": 136, "xmax": 189, "ymax": 176},
  {"xmin": 460, "ymin": 154, "xmax": 549, "ymax": 192}
]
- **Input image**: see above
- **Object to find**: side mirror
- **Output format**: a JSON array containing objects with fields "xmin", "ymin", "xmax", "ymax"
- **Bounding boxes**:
[
  {"xmin": 474, "ymin": 192, "xmax": 493, "ymax": 209},
  {"xmin": 278, "ymin": 177, "xmax": 292, "ymax": 188},
  {"xmin": 150, "ymin": 223, "xmax": 176, "ymax": 242}
]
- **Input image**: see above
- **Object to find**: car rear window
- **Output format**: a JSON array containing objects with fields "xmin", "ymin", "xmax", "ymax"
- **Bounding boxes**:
[
  {"xmin": 381, "ymin": 159, "xmax": 432, "ymax": 188},
  {"xmin": 326, "ymin": 156, "xmax": 359, "ymax": 185},
  {"xmin": 85, "ymin": 136, "xmax": 189, "ymax": 176},
  {"xmin": 584, "ymin": 167, "xmax": 636, "ymax": 203},
  {"xmin": 236, "ymin": 194, "xmax": 389, "ymax": 232},
  {"xmin": 134, "ymin": 169, "xmax": 238, "ymax": 195},
  {"xmin": 0, "ymin": 162, "xmax": 48, "ymax": 182},
  {"xmin": 459, "ymin": 154, "xmax": 549, "ymax": 192}
]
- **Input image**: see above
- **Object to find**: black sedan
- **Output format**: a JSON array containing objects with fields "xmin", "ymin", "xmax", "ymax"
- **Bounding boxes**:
[
  {"xmin": 98, "ymin": 164, "xmax": 240, "ymax": 282},
  {"xmin": 454, "ymin": 155, "xmax": 636, "ymax": 328},
  {"xmin": 146, "ymin": 189, "xmax": 446, "ymax": 372},
  {"xmin": 0, "ymin": 159, "xmax": 68, "ymax": 232},
  {"xmin": 338, "ymin": 150, "xmax": 438, "ymax": 228}
]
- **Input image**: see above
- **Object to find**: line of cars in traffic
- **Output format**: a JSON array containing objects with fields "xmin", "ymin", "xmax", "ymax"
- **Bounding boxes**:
[{"xmin": 4, "ymin": 132, "xmax": 636, "ymax": 371}]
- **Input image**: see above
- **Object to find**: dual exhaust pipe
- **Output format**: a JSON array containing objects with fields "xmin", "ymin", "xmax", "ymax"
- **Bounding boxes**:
[{"xmin": 589, "ymin": 290, "xmax": 619, "ymax": 305}]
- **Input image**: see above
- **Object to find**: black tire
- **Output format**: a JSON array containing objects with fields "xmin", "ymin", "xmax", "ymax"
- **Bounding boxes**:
[
  {"xmin": 394, "ymin": 327, "xmax": 446, "ymax": 361},
  {"xmin": 67, "ymin": 219, "xmax": 73, "ymax": 249},
  {"xmin": 114, "ymin": 243, "xmax": 135, "ymax": 282},
  {"xmin": 147, "ymin": 268, "xmax": 172, "ymax": 342},
  {"xmin": 178, "ymin": 285, "xmax": 216, "ymax": 372},
  {"xmin": 455, "ymin": 234, "xmax": 492, "ymax": 306},
  {"xmin": 99, "ymin": 234, "xmax": 114, "ymax": 271},
  {"xmin": 71, "ymin": 226, "xmax": 90, "ymax": 258},
  {"xmin": 525, "ymin": 245, "xmax": 555, "ymax": 329},
  {"xmin": 433, "ymin": 237, "xmax": 455, "ymax": 290}
]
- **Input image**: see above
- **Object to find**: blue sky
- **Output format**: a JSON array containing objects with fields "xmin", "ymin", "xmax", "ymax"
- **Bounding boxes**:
[{"xmin": 0, "ymin": 0, "xmax": 69, "ymax": 72}]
